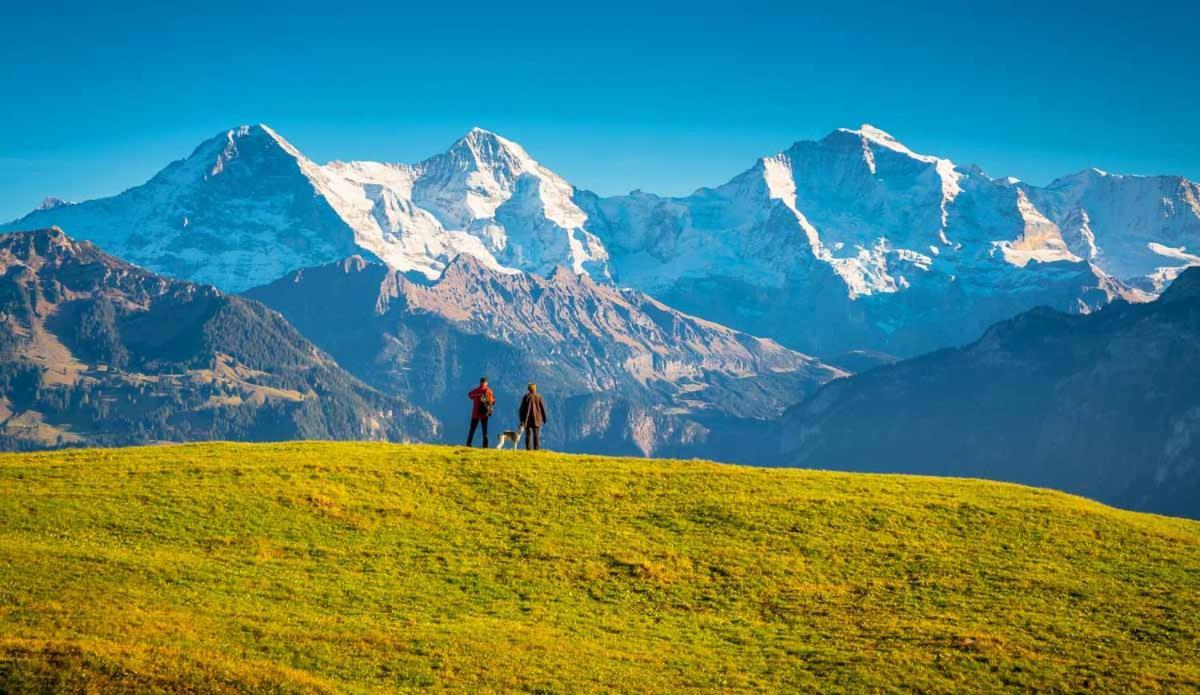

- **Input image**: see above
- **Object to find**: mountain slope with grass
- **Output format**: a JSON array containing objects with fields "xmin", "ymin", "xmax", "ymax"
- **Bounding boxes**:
[
  {"xmin": 0, "ymin": 228, "xmax": 436, "ymax": 450},
  {"xmin": 1, "ymin": 442, "xmax": 1197, "ymax": 692}
]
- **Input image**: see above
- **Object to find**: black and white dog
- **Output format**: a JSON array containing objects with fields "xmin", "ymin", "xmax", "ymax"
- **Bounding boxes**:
[{"xmin": 495, "ymin": 426, "xmax": 525, "ymax": 450}]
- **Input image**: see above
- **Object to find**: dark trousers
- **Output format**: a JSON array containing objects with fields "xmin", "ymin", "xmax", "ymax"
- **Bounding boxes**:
[
  {"xmin": 524, "ymin": 426, "xmax": 541, "ymax": 450},
  {"xmin": 467, "ymin": 417, "xmax": 489, "ymax": 447}
]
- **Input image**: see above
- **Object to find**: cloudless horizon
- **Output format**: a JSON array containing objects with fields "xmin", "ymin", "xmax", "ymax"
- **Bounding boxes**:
[{"xmin": 2, "ymin": 0, "xmax": 1198, "ymax": 222}]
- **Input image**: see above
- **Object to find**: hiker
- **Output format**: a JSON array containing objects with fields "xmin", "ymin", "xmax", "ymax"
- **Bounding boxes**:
[
  {"xmin": 518, "ymin": 383, "xmax": 548, "ymax": 450},
  {"xmin": 467, "ymin": 377, "xmax": 495, "ymax": 447}
]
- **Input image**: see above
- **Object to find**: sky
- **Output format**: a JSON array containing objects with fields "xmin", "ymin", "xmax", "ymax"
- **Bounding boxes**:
[{"xmin": 1, "ymin": 0, "xmax": 1198, "ymax": 221}]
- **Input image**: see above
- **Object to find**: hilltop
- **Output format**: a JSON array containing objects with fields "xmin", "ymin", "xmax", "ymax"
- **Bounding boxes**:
[{"xmin": 1, "ymin": 442, "xmax": 1197, "ymax": 692}]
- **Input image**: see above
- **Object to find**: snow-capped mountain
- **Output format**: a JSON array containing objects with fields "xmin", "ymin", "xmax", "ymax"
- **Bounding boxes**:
[
  {"xmin": 7, "ymin": 123, "xmax": 1199, "ymax": 356},
  {"xmin": 5, "ymin": 126, "xmax": 365, "ymax": 291},
  {"xmin": 246, "ymin": 254, "xmax": 841, "ymax": 457},
  {"xmin": 581, "ymin": 125, "xmax": 1200, "ymax": 355},
  {"xmin": 322, "ymin": 128, "xmax": 610, "ymax": 279},
  {"xmin": 4, "ymin": 125, "xmax": 608, "ymax": 291},
  {"xmin": 1027, "ymin": 168, "xmax": 1200, "ymax": 292}
]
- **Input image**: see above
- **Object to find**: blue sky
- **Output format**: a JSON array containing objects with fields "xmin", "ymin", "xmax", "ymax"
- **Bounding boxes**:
[{"xmin": 2, "ymin": 0, "xmax": 1197, "ymax": 221}]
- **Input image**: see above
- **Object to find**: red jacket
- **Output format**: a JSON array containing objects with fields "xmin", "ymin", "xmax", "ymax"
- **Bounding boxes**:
[{"xmin": 468, "ymin": 385, "xmax": 494, "ymax": 419}]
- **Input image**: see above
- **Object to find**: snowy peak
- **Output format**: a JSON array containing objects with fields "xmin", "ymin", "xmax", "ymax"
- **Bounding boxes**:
[
  {"xmin": 823, "ymin": 123, "xmax": 961, "ymax": 178},
  {"xmin": 437, "ymin": 127, "xmax": 537, "ymax": 176},
  {"xmin": 1046, "ymin": 167, "xmax": 1114, "ymax": 190},
  {"xmin": 152, "ymin": 123, "xmax": 314, "ymax": 188},
  {"xmin": 836, "ymin": 123, "xmax": 911, "ymax": 154},
  {"xmin": 2, "ymin": 123, "xmax": 364, "ymax": 291},
  {"xmin": 35, "ymin": 196, "xmax": 75, "ymax": 211}
]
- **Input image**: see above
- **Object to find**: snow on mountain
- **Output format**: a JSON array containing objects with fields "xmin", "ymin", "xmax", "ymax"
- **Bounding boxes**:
[
  {"xmin": 3, "ymin": 125, "xmax": 609, "ymax": 291},
  {"xmin": 1026, "ymin": 168, "xmax": 1200, "ymax": 292},
  {"xmin": 319, "ymin": 127, "xmax": 609, "ymax": 280},
  {"xmin": 2, "ymin": 125, "xmax": 365, "ymax": 291},
  {"xmin": 34, "ymin": 196, "xmax": 74, "ymax": 211},
  {"xmin": 580, "ymin": 124, "xmax": 1197, "ymax": 355},
  {"xmin": 5, "ymin": 123, "xmax": 1198, "ymax": 357}
]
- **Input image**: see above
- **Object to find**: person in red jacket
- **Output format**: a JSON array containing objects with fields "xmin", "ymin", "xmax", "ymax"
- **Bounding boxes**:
[{"xmin": 467, "ymin": 377, "xmax": 495, "ymax": 447}]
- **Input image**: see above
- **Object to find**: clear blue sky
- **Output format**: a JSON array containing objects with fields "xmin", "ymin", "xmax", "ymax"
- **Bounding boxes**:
[{"xmin": 2, "ymin": 0, "xmax": 1198, "ymax": 221}]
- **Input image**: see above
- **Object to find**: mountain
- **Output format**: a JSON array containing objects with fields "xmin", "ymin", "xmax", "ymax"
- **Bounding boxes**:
[
  {"xmin": 4, "ymin": 126, "xmax": 608, "ymax": 291},
  {"xmin": 0, "ymin": 228, "xmax": 436, "ymax": 450},
  {"xmin": 246, "ymin": 255, "xmax": 841, "ymax": 457},
  {"xmin": 320, "ymin": 127, "xmax": 610, "ymax": 279},
  {"xmin": 778, "ymin": 266, "xmax": 1200, "ymax": 518},
  {"xmin": 581, "ymin": 125, "xmax": 1200, "ymax": 356},
  {"xmin": 8, "ymin": 123, "xmax": 1198, "ymax": 357},
  {"xmin": 3, "ymin": 127, "xmax": 366, "ymax": 292}
]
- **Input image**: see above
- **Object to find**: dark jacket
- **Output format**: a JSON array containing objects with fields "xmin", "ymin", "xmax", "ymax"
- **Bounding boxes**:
[
  {"xmin": 469, "ymin": 385, "xmax": 494, "ymax": 420},
  {"xmin": 519, "ymin": 392, "xmax": 548, "ymax": 428}
]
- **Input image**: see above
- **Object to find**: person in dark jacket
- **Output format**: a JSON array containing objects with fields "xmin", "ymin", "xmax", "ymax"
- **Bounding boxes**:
[
  {"xmin": 467, "ymin": 377, "xmax": 495, "ymax": 447},
  {"xmin": 518, "ymin": 383, "xmax": 548, "ymax": 450}
]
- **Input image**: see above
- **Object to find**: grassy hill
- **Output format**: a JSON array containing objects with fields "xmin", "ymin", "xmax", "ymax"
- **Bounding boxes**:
[{"xmin": 0, "ymin": 443, "xmax": 1198, "ymax": 693}]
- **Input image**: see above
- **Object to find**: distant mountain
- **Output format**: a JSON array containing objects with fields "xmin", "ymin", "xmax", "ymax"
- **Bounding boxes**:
[
  {"xmin": 8, "ymin": 123, "xmax": 1198, "ymax": 357},
  {"xmin": 3, "ymin": 127, "xmax": 365, "ymax": 292},
  {"xmin": 3, "ymin": 125, "xmax": 607, "ymax": 291},
  {"xmin": 778, "ymin": 267, "xmax": 1200, "ymax": 518},
  {"xmin": 0, "ymin": 228, "xmax": 435, "ymax": 450},
  {"xmin": 582, "ymin": 125, "xmax": 1199, "ymax": 356},
  {"xmin": 246, "ymin": 255, "xmax": 841, "ymax": 457}
]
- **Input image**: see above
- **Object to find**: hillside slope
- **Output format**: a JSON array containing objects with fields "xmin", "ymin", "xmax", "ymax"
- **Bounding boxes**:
[
  {"xmin": 0, "ymin": 229, "xmax": 436, "ymax": 450},
  {"xmin": 1, "ymin": 442, "xmax": 1197, "ymax": 692},
  {"xmin": 780, "ymin": 266, "xmax": 1200, "ymax": 519}
]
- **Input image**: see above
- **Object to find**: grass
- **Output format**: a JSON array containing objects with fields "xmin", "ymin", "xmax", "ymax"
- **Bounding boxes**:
[{"xmin": 0, "ymin": 442, "xmax": 1198, "ymax": 693}]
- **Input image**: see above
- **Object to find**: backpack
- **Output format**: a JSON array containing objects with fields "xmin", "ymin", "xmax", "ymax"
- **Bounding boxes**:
[{"xmin": 481, "ymin": 391, "xmax": 495, "ymax": 418}]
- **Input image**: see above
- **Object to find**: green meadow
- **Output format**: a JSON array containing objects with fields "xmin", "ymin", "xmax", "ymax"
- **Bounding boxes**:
[{"xmin": 0, "ymin": 442, "xmax": 1197, "ymax": 692}]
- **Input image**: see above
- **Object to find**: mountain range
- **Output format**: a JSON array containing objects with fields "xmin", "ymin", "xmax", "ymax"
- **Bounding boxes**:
[
  {"xmin": 780, "ymin": 266, "xmax": 1200, "ymax": 518},
  {"xmin": 245, "ymin": 254, "xmax": 839, "ymax": 457},
  {"xmin": 4, "ymin": 123, "xmax": 1199, "ymax": 485},
  {"xmin": 0, "ymin": 228, "xmax": 435, "ymax": 450},
  {"xmin": 8, "ymin": 123, "xmax": 1198, "ymax": 358}
]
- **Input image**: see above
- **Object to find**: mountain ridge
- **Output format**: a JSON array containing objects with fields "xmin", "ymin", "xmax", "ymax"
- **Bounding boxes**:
[
  {"xmin": 0, "ymin": 227, "xmax": 436, "ymax": 450},
  {"xmin": 6, "ymin": 123, "xmax": 1198, "ymax": 357},
  {"xmin": 778, "ymin": 266, "xmax": 1200, "ymax": 518},
  {"xmin": 246, "ymin": 253, "xmax": 841, "ymax": 457}
]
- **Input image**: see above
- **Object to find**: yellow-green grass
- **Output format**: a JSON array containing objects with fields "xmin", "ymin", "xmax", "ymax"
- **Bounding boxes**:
[{"xmin": 1, "ymin": 443, "xmax": 1198, "ymax": 693}]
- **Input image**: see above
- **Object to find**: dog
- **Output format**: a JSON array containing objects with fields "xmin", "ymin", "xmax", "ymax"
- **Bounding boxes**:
[{"xmin": 495, "ymin": 426, "xmax": 525, "ymax": 450}]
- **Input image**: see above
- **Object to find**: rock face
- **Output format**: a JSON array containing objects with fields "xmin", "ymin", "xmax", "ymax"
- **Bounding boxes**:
[
  {"xmin": 8, "ymin": 124, "xmax": 1198, "ymax": 358},
  {"xmin": 246, "ymin": 255, "xmax": 842, "ymax": 457},
  {"xmin": 778, "ymin": 267, "xmax": 1200, "ymax": 519},
  {"xmin": 0, "ymin": 228, "xmax": 436, "ymax": 450}
]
